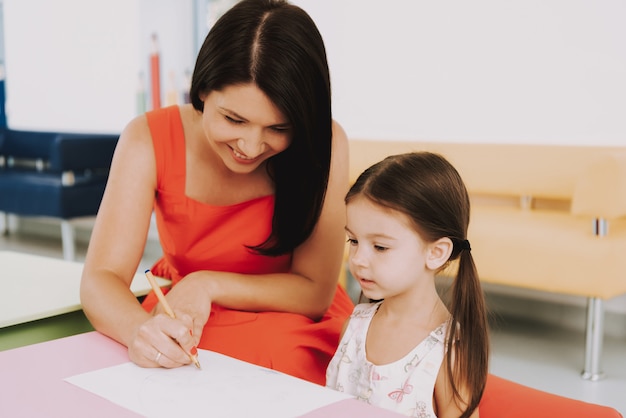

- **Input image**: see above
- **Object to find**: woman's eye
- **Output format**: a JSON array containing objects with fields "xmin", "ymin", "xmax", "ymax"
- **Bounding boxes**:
[
  {"xmin": 374, "ymin": 245, "xmax": 388, "ymax": 252},
  {"xmin": 225, "ymin": 115, "xmax": 244, "ymax": 124}
]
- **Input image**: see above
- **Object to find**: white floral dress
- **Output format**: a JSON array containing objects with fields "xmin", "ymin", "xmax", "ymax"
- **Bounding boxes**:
[{"xmin": 326, "ymin": 302, "xmax": 448, "ymax": 418}]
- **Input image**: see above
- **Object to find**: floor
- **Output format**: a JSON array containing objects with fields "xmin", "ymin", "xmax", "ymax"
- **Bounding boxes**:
[{"xmin": 1, "ymin": 225, "xmax": 625, "ymax": 415}]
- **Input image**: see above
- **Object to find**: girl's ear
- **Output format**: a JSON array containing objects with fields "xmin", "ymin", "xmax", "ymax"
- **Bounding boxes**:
[{"xmin": 426, "ymin": 237, "xmax": 453, "ymax": 270}]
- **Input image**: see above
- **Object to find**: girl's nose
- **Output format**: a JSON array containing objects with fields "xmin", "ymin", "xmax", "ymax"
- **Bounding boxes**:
[{"xmin": 349, "ymin": 246, "xmax": 368, "ymax": 268}]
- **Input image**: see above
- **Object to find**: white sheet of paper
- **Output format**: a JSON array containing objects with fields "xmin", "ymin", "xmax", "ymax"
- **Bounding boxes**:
[{"xmin": 65, "ymin": 349, "xmax": 351, "ymax": 418}]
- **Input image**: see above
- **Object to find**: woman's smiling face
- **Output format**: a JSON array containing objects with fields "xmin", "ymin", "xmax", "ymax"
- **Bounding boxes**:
[{"xmin": 201, "ymin": 83, "xmax": 293, "ymax": 174}]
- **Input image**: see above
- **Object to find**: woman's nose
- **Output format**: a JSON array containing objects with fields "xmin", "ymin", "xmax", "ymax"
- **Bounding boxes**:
[{"xmin": 237, "ymin": 135, "xmax": 265, "ymax": 158}]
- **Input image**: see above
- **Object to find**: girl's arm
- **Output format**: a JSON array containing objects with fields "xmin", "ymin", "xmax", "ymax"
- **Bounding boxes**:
[{"xmin": 434, "ymin": 352, "xmax": 480, "ymax": 418}]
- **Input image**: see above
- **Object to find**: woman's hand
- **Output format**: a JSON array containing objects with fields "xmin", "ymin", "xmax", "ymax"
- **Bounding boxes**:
[
  {"xmin": 127, "ymin": 312, "xmax": 198, "ymax": 368},
  {"xmin": 154, "ymin": 272, "xmax": 213, "ymax": 344},
  {"xmin": 127, "ymin": 272, "xmax": 214, "ymax": 368}
]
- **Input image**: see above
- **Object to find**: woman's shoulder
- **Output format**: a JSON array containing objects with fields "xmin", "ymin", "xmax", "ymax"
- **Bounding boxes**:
[
  {"xmin": 116, "ymin": 106, "xmax": 186, "ymax": 167},
  {"xmin": 177, "ymin": 103, "xmax": 199, "ymax": 124},
  {"xmin": 328, "ymin": 119, "xmax": 349, "ymax": 183},
  {"xmin": 117, "ymin": 113, "xmax": 152, "ymax": 149},
  {"xmin": 331, "ymin": 120, "xmax": 348, "ymax": 151},
  {"xmin": 332, "ymin": 119, "xmax": 347, "ymax": 139},
  {"xmin": 121, "ymin": 105, "xmax": 183, "ymax": 139},
  {"xmin": 128, "ymin": 105, "xmax": 194, "ymax": 151}
]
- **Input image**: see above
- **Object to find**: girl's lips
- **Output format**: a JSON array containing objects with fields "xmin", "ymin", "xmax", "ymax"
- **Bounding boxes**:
[{"xmin": 358, "ymin": 277, "xmax": 376, "ymax": 288}]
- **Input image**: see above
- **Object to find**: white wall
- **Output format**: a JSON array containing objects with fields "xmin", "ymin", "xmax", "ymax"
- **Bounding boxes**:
[
  {"xmin": 2, "ymin": 0, "xmax": 195, "ymax": 134},
  {"xmin": 294, "ymin": 0, "xmax": 626, "ymax": 146},
  {"xmin": 4, "ymin": 1, "xmax": 624, "ymax": 143},
  {"xmin": 294, "ymin": 0, "xmax": 626, "ymax": 320},
  {"xmin": 2, "ymin": 0, "xmax": 625, "ymax": 321}
]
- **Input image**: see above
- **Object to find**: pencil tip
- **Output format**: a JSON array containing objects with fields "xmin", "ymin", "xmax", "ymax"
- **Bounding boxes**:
[{"xmin": 144, "ymin": 269, "xmax": 150, "ymax": 273}]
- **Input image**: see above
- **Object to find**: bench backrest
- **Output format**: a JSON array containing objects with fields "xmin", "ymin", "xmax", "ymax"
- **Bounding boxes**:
[{"xmin": 349, "ymin": 140, "xmax": 626, "ymax": 218}]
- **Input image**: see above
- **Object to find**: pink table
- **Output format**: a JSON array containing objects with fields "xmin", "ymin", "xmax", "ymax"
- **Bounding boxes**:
[{"xmin": 0, "ymin": 332, "xmax": 400, "ymax": 417}]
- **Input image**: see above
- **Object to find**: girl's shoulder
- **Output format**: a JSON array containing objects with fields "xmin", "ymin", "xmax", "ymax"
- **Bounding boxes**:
[
  {"xmin": 350, "ymin": 301, "xmax": 381, "ymax": 319},
  {"xmin": 339, "ymin": 302, "xmax": 380, "ymax": 344}
]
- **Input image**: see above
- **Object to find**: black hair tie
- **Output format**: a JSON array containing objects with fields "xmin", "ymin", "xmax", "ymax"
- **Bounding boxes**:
[{"xmin": 460, "ymin": 239, "xmax": 471, "ymax": 252}]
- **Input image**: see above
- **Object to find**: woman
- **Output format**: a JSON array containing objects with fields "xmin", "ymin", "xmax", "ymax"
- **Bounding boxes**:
[{"xmin": 80, "ymin": 0, "xmax": 353, "ymax": 385}]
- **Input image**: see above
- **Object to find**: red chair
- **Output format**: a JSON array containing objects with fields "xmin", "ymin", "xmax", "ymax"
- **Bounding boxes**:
[{"xmin": 480, "ymin": 374, "xmax": 622, "ymax": 418}]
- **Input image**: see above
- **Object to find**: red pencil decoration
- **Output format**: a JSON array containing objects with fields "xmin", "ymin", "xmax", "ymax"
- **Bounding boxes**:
[{"xmin": 150, "ymin": 33, "xmax": 161, "ymax": 110}]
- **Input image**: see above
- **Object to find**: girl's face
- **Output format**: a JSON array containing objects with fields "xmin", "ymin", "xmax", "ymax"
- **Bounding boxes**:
[
  {"xmin": 201, "ymin": 83, "xmax": 293, "ymax": 174},
  {"xmin": 346, "ymin": 196, "xmax": 432, "ymax": 301}
]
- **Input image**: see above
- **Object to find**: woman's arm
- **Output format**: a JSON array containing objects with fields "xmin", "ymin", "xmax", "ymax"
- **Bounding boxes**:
[
  {"xmin": 164, "ymin": 121, "xmax": 350, "ymax": 325},
  {"xmin": 82, "ymin": 117, "xmax": 349, "ymax": 362},
  {"xmin": 80, "ymin": 116, "xmax": 195, "ymax": 367}
]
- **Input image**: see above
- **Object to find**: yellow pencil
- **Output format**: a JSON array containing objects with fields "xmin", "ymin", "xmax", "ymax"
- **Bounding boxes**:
[{"xmin": 144, "ymin": 269, "xmax": 202, "ymax": 369}]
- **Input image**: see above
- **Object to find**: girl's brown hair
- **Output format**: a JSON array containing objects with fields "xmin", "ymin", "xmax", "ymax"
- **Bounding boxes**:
[{"xmin": 346, "ymin": 151, "xmax": 489, "ymax": 417}]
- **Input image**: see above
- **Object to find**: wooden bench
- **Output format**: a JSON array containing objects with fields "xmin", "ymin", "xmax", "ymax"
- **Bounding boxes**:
[{"xmin": 348, "ymin": 139, "xmax": 626, "ymax": 380}]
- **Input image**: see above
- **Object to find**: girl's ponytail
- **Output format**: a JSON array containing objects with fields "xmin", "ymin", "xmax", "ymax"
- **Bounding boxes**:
[{"xmin": 446, "ymin": 244, "xmax": 489, "ymax": 417}]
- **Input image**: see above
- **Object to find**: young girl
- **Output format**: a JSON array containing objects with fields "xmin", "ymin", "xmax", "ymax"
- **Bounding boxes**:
[{"xmin": 326, "ymin": 152, "xmax": 489, "ymax": 417}]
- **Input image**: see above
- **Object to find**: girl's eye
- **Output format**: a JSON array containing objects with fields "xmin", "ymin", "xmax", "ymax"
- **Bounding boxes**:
[
  {"xmin": 347, "ymin": 238, "xmax": 358, "ymax": 246},
  {"xmin": 374, "ymin": 245, "xmax": 388, "ymax": 252}
]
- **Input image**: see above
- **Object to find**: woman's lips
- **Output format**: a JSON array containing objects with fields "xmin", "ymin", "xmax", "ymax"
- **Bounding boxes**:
[{"xmin": 230, "ymin": 146, "xmax": 258, "ymax": 164}]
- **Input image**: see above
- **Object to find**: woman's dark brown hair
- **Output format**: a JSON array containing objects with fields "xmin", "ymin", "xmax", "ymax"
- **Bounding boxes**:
[{"xmin": 190, "ymin": 0, "xmax": 332, "ymax": 256}]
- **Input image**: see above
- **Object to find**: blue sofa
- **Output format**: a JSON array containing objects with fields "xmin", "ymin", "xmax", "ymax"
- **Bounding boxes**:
[{"xmin": 0, "ymin": 129, "xmax": 119, "ymax": 259}]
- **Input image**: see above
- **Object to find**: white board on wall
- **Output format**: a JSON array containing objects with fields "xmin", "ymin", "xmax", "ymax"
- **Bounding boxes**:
[
  {"xmin": 3, "ymin": 0, "xmax": 142, "ymax": 134},
  {"xmin": 294, "ymin": 0, "xmax": 626, "ymax": 146},
  {"xmin": 2, "ymin": 0, "xmax": 195, "ymax": 134},
  {"xmin": 3, "ymin": 0, "xmax": 625, "ymax": 144}
]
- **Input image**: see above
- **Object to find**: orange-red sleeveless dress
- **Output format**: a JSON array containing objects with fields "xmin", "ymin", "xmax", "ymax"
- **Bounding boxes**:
[{"xmin": 141, "ymin": 106, "xmax": 354, "ymax": 385}]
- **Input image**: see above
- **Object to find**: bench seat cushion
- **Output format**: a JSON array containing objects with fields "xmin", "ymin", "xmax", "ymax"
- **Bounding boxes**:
[{"xmin": 468, "ymin": 206, "xmax": 626, "ymax": 299}]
